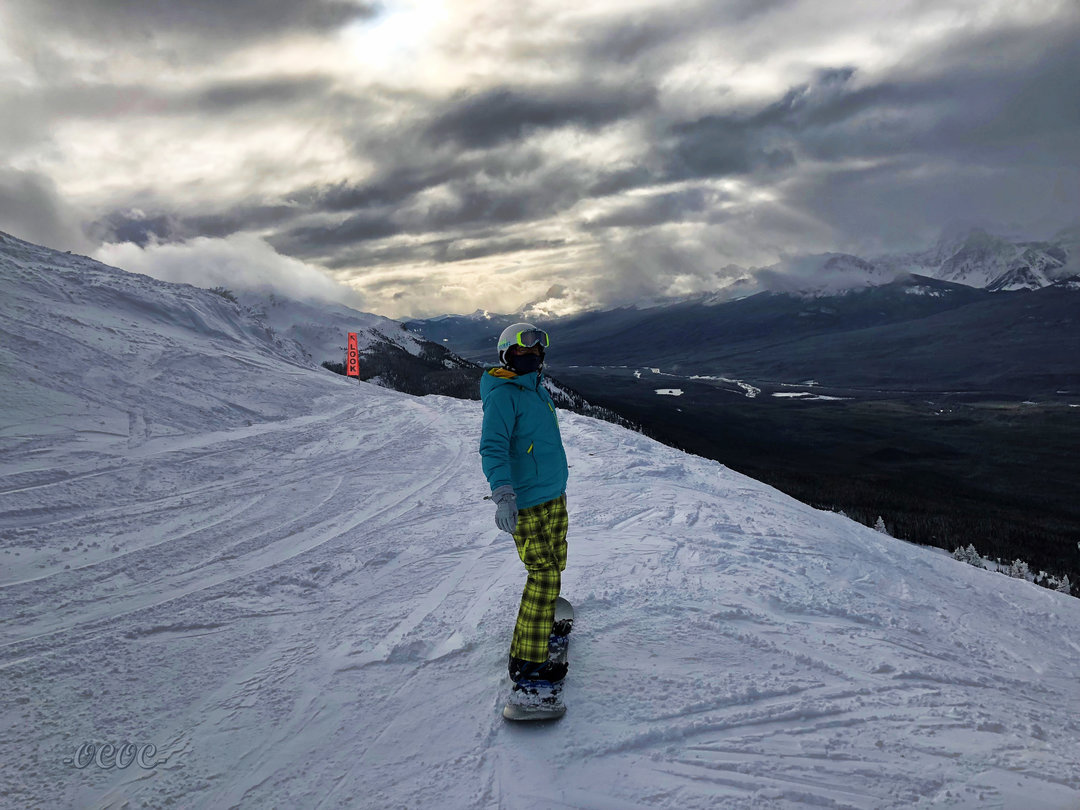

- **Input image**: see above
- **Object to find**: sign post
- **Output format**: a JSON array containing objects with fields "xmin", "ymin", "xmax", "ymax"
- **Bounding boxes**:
[{"xmin": 347, "ymin": 332, "xmax": 359, "ymax": 378}]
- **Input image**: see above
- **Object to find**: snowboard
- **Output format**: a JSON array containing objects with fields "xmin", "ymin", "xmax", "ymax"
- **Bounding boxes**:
[{"xmin": 502, "ymin": 596, "xmax": 574, "ymax": 721}]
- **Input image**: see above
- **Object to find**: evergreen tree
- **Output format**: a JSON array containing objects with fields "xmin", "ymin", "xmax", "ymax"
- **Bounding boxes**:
[
  {"xmin": 209, "ymin": 286, "xmax": 239, "ymax": 304},
  {"xmin": 1006, "ymin": 559, "xmax": 1030, "ymax": 580},
  {"xmin": 953, "ymin": 544, "xmax": 982, "ymax": 567}
]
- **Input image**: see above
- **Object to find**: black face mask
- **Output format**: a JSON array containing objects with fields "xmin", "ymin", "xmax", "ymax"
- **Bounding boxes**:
[{"xmin": 509, "ymin": 352, "xmax": 543, "ymax": 374}]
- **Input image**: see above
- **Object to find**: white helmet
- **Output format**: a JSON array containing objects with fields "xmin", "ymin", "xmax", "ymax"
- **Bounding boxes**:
[{"xmin": 497, "ymin": 322, "xmax": 550, "ymax": 366}]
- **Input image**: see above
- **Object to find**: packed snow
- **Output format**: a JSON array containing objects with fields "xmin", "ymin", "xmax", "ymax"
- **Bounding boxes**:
[{"xmin": 3, "ymin": 232, "xmax": 1080, "ymax": 810}]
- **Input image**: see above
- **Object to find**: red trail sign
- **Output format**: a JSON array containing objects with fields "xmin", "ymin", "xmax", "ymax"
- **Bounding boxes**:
[{"xmin": 347, "ymin": 332, "xmax": 359, "ymax": 377}]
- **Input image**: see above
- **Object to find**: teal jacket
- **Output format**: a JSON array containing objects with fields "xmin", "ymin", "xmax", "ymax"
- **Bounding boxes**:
[{"xmin": 479, "ymin": 366, "xmax": 569, "ymax": 509}]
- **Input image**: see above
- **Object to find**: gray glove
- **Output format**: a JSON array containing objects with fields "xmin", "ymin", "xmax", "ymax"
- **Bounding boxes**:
[{"xmin": 492, "ymin": 485, "xmax": 518, "ymax": 534}]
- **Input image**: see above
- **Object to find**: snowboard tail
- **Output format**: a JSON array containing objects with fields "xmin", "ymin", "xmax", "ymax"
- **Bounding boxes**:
[{"xmin": 502, "ymin": 681, "xmax": 566, "ymax": 720}]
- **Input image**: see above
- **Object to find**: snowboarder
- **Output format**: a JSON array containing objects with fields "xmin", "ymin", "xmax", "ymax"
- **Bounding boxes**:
[{"xmin": 479, "ymin": 322, "xmax": 570, "ymax": 689}]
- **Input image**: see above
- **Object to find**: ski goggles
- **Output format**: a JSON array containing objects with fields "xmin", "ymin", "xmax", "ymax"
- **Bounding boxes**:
[{"xmin": 502, "ymin": 328, "xmax": 550, "ymax": 351}]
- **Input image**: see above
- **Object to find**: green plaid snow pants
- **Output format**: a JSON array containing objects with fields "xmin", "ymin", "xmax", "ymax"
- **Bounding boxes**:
[{"xmin": 509, "ymin": 494, "xmax": 568, "ymax": 663}]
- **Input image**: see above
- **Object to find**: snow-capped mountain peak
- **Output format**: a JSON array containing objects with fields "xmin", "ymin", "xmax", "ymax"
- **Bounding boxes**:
[
  {"xmin": 986, "ymin": 262, "xmax": 1053, "ymax": 292},
  {"xmin": 865, "ymin": 226, "xmax": 1072, "ymax": 294}
]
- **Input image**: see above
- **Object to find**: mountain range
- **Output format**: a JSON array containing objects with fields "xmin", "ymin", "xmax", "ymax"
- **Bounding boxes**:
[
  {"xmin": 408, "ymin": 227, "xmax": 1080, "ymax": 398},
  {"xmin": 579, "ymin": 224, "xmax": 1079, "ymax": 307}
]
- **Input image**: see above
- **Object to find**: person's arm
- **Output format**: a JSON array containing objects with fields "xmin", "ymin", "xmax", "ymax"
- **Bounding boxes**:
[
  {"xmin": 480, "ymin": 388, "xmax": 518, "ymax": 532},
  {"xmin": 479, "ymin": 387, "xmax": 515, "ymax": 492}
]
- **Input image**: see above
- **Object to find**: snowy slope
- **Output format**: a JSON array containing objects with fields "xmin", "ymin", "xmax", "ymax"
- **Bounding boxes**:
[
  {"xmin": 3, "ymin": 235, "xmax": 1080, "ymax": 810},
  {"xmin": 236, "ymin": 291, "xmax": 430, "ymax": 367},
  {"xmin": 0, "ymin": 231, "xmax": 335, "ymax": 444}
]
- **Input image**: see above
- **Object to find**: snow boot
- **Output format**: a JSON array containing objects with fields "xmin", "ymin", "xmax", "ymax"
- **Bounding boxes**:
[{"xmin": 508, "ymin": 655, "xmax": 568, "ymax": 685}]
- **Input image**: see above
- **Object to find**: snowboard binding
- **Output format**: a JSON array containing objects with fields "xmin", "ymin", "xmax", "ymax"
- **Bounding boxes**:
[
  {"xmin": 508, "ymin": 655, "xmax": 567, "ymax": 685},
  {"xmin": 551, "ymin": 615, "xmax": 573, "ymax": 638}
]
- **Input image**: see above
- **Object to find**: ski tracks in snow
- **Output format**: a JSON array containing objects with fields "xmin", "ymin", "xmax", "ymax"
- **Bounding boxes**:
[
  {"xmin": 0, "ymin": 385, "xmax": 516, "ymax": 808},
  {"xmin": 468, "ymin": 418, "xmax": 1080, "ymax": 810},
  {"xmin": 3, "ymin": 387, "xmax": 1080, "ymax": 809}
]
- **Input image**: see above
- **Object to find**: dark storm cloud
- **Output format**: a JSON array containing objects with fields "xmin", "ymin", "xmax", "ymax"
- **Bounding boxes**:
[
  {"xmin": 253, "ymin": 77, "xmax": 663, "ymax": 259},
  {"xmin": 347, "ymin": 66, "xmax": 861, "ymax": 244},
  {"xmin": 846, "ymin": 26, "xmax": 1074, "ymax": 158},
  {"xmin": 274, "ymin": 172, "xmax": 581, "ymax": 258},
  {"xmin": 799, "ymin": 24, "xmax": 1078, "ymax": 248},
  {"xmin": 360, "ymin": 273, "xmax": 430, "ymax": 293},
  {"xmin": 297, "ymin": 164, "xmax": 468, "ymax": 214},
  {"xmin": 94, "ymin": 211, "xmax": 183, "ymax": 248},
  {"xmin": 424, "ymin": 84, "xmax": 656, "ymax": 148},
  {"xmin": 645, "ymin": 16, "xmax": 1080, "ymax": 209},
  {"xmin": 97, "ymin": 8, "xmax": 1080, "ymax": 276},
  {"xmin": 582, "ymin": 188, "xmax": 718, "ymax": 230},
  {"xmin": 274, "ymin": 145, "xmax": 590, "ymax": 258},
  {"xmin": 4, "ymin": 0, "xmax": 377, "ymax": 49},
  {"xmin": 654, "ymin": 67, "xmax": 871, "ymax": 183},
  {"xmin": 586, "ymin": 167, "xmax": 655, "ymax": 198},
  {"xmin": 272, "ymin": 212, "xmax": 402, "ymax": 255},
  {"xmin": 317, "ymin": 241, "xmax": 435, "ymax": 271},
  {"xmin": 91, "ymin": 204, "xmax": 301, "ymax": 247},
  {"xmin": 185, "ymin": 206, "xmax": 304, "ymax": 238},
  {"xmin": 665, "ymin": 116, "xmax": 797, "ymax": 179},
  {"xmin": 263, "ymin": 9, "xmax": 1080, "ymax": 274},
  {"xmin": 579, "ymin": 0, "xmax": 795, "ymax": 66},
  {"xmin": 289, "ymin": 143, "xmax": 552, "ymax": 218},
  {"xmin": 761, "ymin": 29, "xmax": 1080, "ymax": 170},
  {"xmin": 783, "ymin": 156, "xmax": 1080, "ymax": 253},
  {"xmin": 431, "ymin": 236, "xmax": 567, "ymax": 264},
  {"xmin": 423, "ymin": 171, "xmax": 583, "ymax": 230},
  {"xmin": 919, "ymin": 33, "xmax": 1080, "ymax": 162},
  {"xmin": 313, "ymin": 234, "xmax": 569, "ymax": 271}
]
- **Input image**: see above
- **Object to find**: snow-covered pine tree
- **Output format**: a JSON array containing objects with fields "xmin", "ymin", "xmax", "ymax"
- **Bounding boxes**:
[
  {"xmin": 953, "ymin": 544, "xmax": 982, "ymax": 567},
  {"xmin": 873, "ymin": 516, "xmax": 888, "ymax": 534},
  {"xmin": 1007, "ymin": 559, "xmax": 1030, "ymax": 580},
  {"xmin": 1057, "ymin": 575, "xmax": 1072, "ymax": 594}
]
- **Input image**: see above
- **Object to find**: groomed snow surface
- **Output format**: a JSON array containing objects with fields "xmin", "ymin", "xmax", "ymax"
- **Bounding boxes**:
[{"xmin": 2, "ymin": 234, "xmax": 1080, "ymax": 809}]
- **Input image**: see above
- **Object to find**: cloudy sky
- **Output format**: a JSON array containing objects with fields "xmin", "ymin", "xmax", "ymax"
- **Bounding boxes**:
[{"xmin": 1, "ymin": 0, "xmax": 1077, "ymax": 317}]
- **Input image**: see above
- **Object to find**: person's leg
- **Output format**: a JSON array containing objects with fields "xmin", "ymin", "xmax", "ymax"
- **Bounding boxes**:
[
  {"xmin": 547, "ymin": 495, "xmax": 570, "ymax": 640},
  {"xmin": 549, "ymin": 493, "xmax": 568, "ymax": 573},
  {"xmin": 509, "ymin": 496, "xmax": 566, "ymax": 673}
]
